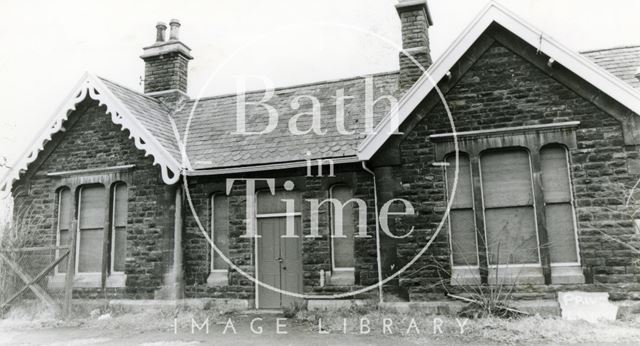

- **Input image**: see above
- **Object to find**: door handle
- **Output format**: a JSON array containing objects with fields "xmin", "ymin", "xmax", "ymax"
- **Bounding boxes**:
[{"xmin": 277, "ymin": 257, "xmax": 286, "ymax": 270}]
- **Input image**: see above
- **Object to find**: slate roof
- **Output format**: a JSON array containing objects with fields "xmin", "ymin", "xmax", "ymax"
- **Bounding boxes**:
[
  {"xmin": 583, "ymin": 45, "xmax": 640, "ymax": 90},
  {"xmin": 172, "ymin": 72, "xmax": 399, "ymax": 170},
  {"xmin": 98, "ymin": 77, "xmax": 181, "ymax": 160},
  {"xmin": 99, "ymin": 46, "xmax": 640, "ymax": 171}
]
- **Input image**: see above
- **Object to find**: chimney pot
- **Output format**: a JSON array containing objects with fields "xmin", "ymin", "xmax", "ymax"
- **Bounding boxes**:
[
  {"xmin": 141, "ymin": 19, "xmax": 192, "ymax": 95},
  {"xmin": 169, "ymin": 19, "xmax": 181, "ymax": 40},
  {"xmin": 156, "ymin": 22, "xmax": 167, "ymax": 43}
]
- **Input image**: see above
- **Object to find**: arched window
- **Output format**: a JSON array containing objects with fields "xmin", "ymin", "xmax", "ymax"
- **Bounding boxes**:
[
  {"xmin": 211, "ymin": 194, "xmax": 230, "ymax": 272},
  {"xmin": 56, "ymin": 187, "xmax": 72, "ymax": 274},
  {"xmin": 330, "ymin": 185, "xmax": 356, "ymax": 271},
  {"xmin": 445, "ymin": 153, "xmax": 478, "ymax": 267},
  {"xmin": 77, "ymin": 184, "xmax": 106, "ymax": 273},
  {"xmin": 431, "ymin": 123, "xmax": 584, "ymax": 285},
  {"xmin": 50, "ymin": 180, "xmax": 130, "ymax": 288},
  {"xmin": 111, "ymin": 183, "xmax": 128, "ymax": 273},
  {"xmin": 540, "ymin": 145, "xmax": 579, "ymax": 265},
  {"xmin": 481, "ymin": 148, "xmax": 539, "ymax": 266}
]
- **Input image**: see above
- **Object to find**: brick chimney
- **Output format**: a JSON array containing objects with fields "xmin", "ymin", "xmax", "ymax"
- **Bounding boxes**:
[
  {"xmin": 141, "ymin": 19, "xmax": 193, "ymax": 98},
  {"xmin": 396, "ymin": 0, "xmax": 433, "ymax": 90}
]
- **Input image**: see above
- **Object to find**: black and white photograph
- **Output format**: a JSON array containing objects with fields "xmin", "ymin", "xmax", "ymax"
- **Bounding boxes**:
[{"xmin": 1, "ymin": 0, "xmax": 640, "ymax": 345}]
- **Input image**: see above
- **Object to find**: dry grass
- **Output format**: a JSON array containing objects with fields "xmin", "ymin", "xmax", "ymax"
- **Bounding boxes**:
[
  {"xmin": 0, "ymin": 202, "xmax": 45, "ymax": 305},
  {"xmin": 295, "ymin": 307, "xmax": 640, "ymax": 344},
  {"xmin": 2, "ymin": 301, "xmax": 640, "ymax": 344},
  {"xmin": 470, "ymin": 314, "xmax": 640, "ymax": 344},
  {"xmin": 0, "ymin": 299, "xmax": 225, "ymax": 332}
]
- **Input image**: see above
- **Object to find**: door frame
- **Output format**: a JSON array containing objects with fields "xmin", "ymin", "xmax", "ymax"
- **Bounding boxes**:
[{"xmin": 254, "ymin": 190, "xmax": 302, "ymax": 309}]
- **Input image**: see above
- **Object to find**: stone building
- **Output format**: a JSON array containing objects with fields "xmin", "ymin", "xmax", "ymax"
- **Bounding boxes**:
[{"xmin": 3, "ymin": 1, "xmax": 640, "ymax": 308}]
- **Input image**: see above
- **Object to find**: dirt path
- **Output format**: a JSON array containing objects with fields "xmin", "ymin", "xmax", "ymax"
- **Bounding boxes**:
[
  {"xmin": 2, "ymin": 325, "xmax": 638, "ymax": 346},
  {"xmin": 2, "ymin": 310, "xmax": 640, "ymax": 345},
  {"xmin": 0, "ymin": 322, "xmax": 472, "ymax": 346},
  {"xmin": 1, "ymin": 328, "xmax": 412, "ymax": 346},
  {"xmin": 0, "ymin": 313, "xmax": 485, "ymax": 346}
]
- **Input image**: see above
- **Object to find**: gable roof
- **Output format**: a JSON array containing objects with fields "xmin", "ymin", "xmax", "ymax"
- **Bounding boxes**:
[
  {"xmin": 358, "ymin": 2, "xmax": 640, "ymax": 160},
  {"xmin": 0, "ymin": 73, "xmax": 182, "ymax": 197}
]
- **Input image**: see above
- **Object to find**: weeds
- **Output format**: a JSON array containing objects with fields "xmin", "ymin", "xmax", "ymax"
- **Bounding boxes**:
[
  {"xmin": 429, "ymin": 232, "xmax": 532, "ymax": 319},
  {"xmin": 0, "ymin": 201, "xmax": 45, "ymax": 307},
  {"xmin": 283, "ymin": 301, "xmax": 305, "ymax": 318}
]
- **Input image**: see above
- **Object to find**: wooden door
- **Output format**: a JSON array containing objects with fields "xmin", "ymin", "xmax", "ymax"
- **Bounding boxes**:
[
  {"xmin": 257, "ymin": 217, "xmax": 283, "ymax": 308},
  {"xmin": 280, "ymin": 215, "xmax": 302, "ymax": 308},
  {"xmin": 256, "ymin": 191, "xmax": 303, "ymax": 309}
]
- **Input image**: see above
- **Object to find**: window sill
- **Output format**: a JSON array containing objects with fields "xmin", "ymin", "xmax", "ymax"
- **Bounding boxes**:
[
  {"xmin": 452, "ymin": 265, "xmax": 585, "ymax": 285},
  {"xmin": 207, "ymin": 270, "xmax": 228, "ymax": 287},
  {"xmin": 48, "ymin": 273, "xmax": 127, "ymax": 289},
  {"xmin": 551, "ymin": 265, "xmax": 585, "ymax": 284},
  {"xmin": 328, "ymin": 270, "xmax": 355, "ymax": 286},
  {"xmin": 451, "ymin": 267, "xmax": 481, "ymax": 286},
  {"xmin": 488, "ymin": 266, "xmax": 545, "ymax": 285}
]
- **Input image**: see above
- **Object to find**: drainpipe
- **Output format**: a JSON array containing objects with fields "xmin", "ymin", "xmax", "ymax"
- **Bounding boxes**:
[
  {"xmin": 362, "ymin": 161, "xmax": 384, "ymax": 304},
  {"xmin": 173, "ymin": 186, "xmax": 184, "ymax": 299}
]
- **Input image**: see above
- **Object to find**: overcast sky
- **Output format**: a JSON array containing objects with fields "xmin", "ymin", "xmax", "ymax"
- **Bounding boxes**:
[{"xmin": 0, "ymin": 0, "xmax": 639, "ymax": 177}]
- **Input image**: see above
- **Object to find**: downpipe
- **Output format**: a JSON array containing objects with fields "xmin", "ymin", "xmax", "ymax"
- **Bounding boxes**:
[{"xmin": 361, "ymin": 161, "xmax": 384, "ymax": 304}]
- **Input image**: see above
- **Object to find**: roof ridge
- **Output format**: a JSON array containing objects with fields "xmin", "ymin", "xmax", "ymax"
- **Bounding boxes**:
[
  {"xmin": 580, "ymin": 45, "xmax": 640, "ymax": 54},
  {"xmin": 189, "ymin": 70, "xmax": 400, "ymax": 103}
]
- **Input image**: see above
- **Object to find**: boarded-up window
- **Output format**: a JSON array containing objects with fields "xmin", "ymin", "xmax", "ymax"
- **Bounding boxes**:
[
  {"xmin": 78, "ymin": 185, "xmax": 105, "ymax": 273},
  {"xmin": 57, "ymin": 188, "xmax": 72, "ymax": 273},
  {"xmin": 330, "ymin": 185, "xmax": 356, "ymax": 269},
  {"xmin": 111, "ymin": 183, "xmax": 128, "ymax": 273},
  {"xmin": 541, "ymin": 145, "xmax": 578, "ymax": 263},
  {"xmin": 211, "ymin": 195, "xmax": 230, "ymax": 271},
  {"xmin": 445, "ymin": 154, "xmax": 478, "ymax": 266},
  {"xmin": 481, "ymin": 149, "xmax": 539, "ymax": 265}
]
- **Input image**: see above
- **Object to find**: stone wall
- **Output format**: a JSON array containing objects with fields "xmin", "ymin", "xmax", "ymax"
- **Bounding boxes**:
[
  {"xmin": 181, "ymin": 166, "xmax": 380, "ymax": 300},
  {"xmin": 12, "ymin": 98, "xmax": 176, "ymax": 299},
  {"xmin": 392, "ymin": 41, "xmax": 640, "ymax": 300}
]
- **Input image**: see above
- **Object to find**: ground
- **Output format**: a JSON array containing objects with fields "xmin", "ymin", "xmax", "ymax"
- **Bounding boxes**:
[{"xmin": 1, "ymin": 302, "xmax": 640, "ymax": 345}]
